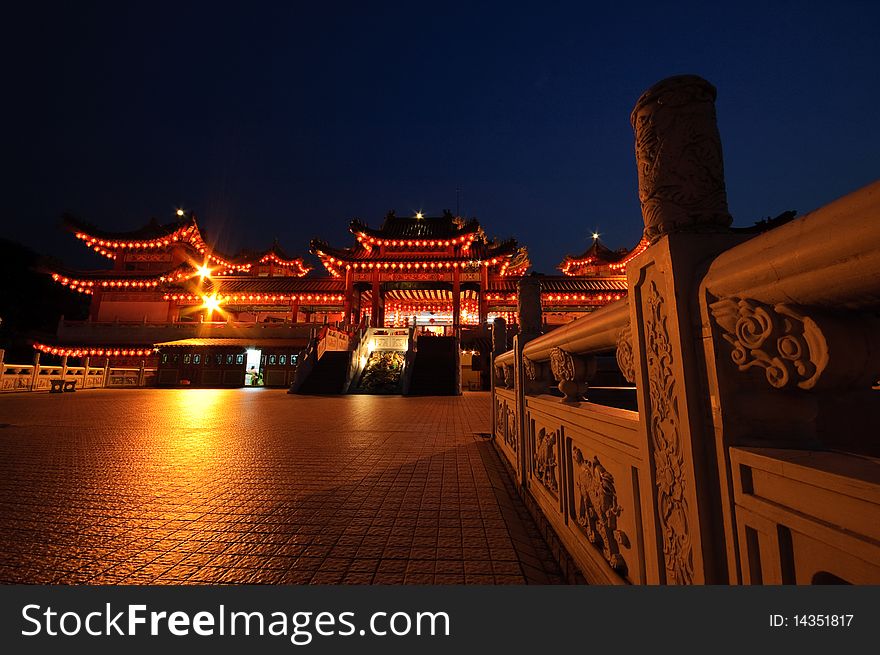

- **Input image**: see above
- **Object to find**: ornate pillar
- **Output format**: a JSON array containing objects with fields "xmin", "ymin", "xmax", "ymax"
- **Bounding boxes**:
[
  {"xmin": 517, "ymin": 275, "xmax": 542, "ymax": 344},
  {"xmin": 452, "ymin": 267, "xmax": 461, "ymax": 333},
  {"xmin": 479, "ymin": 266, "xmax": 489, "ymax": 325},
  {"xmin": 290, "ymin": 297, "xmax": 300, "ymax": 323},
  {"xmin": 343, "ymin": 267, "xmax": 354, "ymax": 324},
  {"xmin": 631, "ymin": 75, "xmax": 732, "ymax": 243},
  {"xmin": 626, "ymin": 75, "xmax": 739, "ymax": 584},
  {"xmin": 370, "ymin": 270, "xmax": 381, "ymax": 328},
  {"xmin": 491, "ymin": 317, "xmax": 507, "ymax": 357}
]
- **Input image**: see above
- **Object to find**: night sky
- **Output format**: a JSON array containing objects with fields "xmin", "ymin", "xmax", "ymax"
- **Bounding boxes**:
[{"xmin": 5, "ymin": 2, "xmax": 878, "ymax": 274}]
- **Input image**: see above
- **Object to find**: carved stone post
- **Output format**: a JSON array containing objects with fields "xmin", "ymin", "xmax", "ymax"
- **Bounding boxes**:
[
  {"xmin": 492, "ymin": 317, "xmax": 507, "ymax": 356},
  {"xmin": 517, "ymin": 275, "xmax": 542, "ymax": 344},
  {"xmin": 626, "ymin": 75, "xmax": 741, "ymax": 584},
  {"xmin": 31, "ymin": 351, "xmax": 40, "ymax": 390},
  {"xmin": 631, "ymin": 75, "xmax": 732, "ymax": 243}
]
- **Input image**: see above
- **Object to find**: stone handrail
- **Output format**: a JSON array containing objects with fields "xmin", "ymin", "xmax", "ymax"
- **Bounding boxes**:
[{"xmin": 703, "ymin": 180, "xmax": 880, "ymax": 309}]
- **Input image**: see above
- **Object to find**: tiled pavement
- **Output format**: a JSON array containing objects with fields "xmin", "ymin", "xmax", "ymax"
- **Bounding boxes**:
[{"xmin": 0, "ymin": 389, "xmax": 564, "ymax": 585}]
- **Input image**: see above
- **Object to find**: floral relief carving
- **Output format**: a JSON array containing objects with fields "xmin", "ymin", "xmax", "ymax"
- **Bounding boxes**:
[
  {"xmin": 710, "ymin": 297, "xmax": 829, "ymax": 390},
  {"xmin": 549, "ymin": 347, "xmax": 593, "ymax": 403},
  {"xmin": 533, "ymin": 427, "xmax": 559, "ymax": 496},
  {"xmin": 616, "ymin": 320, "xmax": 636, "ymax": 383},
  {"xmin": 572, "ymin": 447, "xmax": 631, "ymax": 575},
  {"xmin": 645, "ymin": 280, "xmax": 694, "ymax": 584},
  {"xmin": 522, "ymin": 354, "xmax": 539, "ymax": 380}
]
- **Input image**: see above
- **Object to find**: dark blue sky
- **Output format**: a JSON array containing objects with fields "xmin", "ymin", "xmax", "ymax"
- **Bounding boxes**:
[{"xmin": 5, "ymin": 2, "xmax": 878, "ymax": 273}]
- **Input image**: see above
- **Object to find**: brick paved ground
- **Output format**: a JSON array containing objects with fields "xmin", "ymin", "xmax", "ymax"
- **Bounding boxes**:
[{"xmin": 0, "ymin": 389, "xmax": 563, "ymax": 585}]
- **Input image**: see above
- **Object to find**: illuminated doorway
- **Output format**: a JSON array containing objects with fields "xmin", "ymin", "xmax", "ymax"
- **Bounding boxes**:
[{"xmin": 245, "ymin": 348, "xmax": 263, "ymax": 386}]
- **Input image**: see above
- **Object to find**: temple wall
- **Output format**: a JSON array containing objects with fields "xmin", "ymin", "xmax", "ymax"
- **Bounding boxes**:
[{"xmin": 96, "ymin": 300, "xmax": 170, "ymax": 323}]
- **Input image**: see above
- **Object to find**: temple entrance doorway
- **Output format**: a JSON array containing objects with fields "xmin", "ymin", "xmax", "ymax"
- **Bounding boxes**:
[{"xmin": 245, "ymin": 348, "xmax": 263, "ymax": 386}]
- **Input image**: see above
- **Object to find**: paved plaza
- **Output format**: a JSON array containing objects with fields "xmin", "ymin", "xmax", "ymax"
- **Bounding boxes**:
[{"xmin": 0, "ymin": 389, "xmax": 563, "ymax": 584}]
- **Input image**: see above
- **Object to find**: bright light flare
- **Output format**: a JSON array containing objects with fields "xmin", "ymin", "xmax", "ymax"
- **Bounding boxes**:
[
  {"xmin": 197, "ymin": 264, "xmax": 212, "ymax": 278},
  {"xmin": 415, "ymin": 211, "xmax": 424, "ymax": 219},
  {"xmin": 201, "ymin": 294, "xmax": 221, "ymax": 313},
  {"xmin": 592, "ymin": 232, "xmax": 600, "ymax": 240},
  {"xmin": 176, "ymin": 208, "xmax": 185, "ymax": 217}
]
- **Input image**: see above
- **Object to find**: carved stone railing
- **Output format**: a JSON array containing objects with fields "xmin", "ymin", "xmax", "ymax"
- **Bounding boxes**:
[
  {"xmin": 0, "ymin": 360, "xmax": 153, "ymax": 392},
  {"xmin": 698, "ymin": 179, "xmax": 880, "ymax": 585},
  {"xmin": 491, "ymin": 74, "xmax": 880, "ymax": 586}
]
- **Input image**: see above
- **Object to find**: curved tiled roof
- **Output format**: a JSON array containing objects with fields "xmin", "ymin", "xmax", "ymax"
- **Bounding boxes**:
[
  {"xmin": 350, "ymin": 211, "xmax": 481, "ymax": 240},
  {"xmin": 62, "ymin": 213, "xmax": 197, "ymax": 241},
  {"xmin": 488, "ymin": 276, "xmax": 628, "ymax": 293},
  {"xmin": 171, "ymin": 276, "xmax": 345, "ymax": 294}
]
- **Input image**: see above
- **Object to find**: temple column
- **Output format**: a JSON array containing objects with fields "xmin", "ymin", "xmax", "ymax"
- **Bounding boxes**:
[
  {"xmin": 343, "ymin": 267, "xmax": 354, "ymax": 324},
  {"xmin": 452, "ymin": 267, "xmax": 461, "ymax": 333},
  {"xmin": 517, "ymin": 275, "xmax": 542, "ymax": 344},
  {"xmin": 290, "ymin": 296, "xmax": 300, "ymax": 323},
  {"xmin": 371, "ymin": 269, "xmax": 381, "ymax": 327},
  {"xmin": 479, "ymin": 266, "xmax": 489, "ymax": 326}
]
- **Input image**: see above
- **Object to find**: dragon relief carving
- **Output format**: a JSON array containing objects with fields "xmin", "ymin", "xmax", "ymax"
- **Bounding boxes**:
[
  {"xmin": 502, "ymin": 363, "xmax": 515, "ymax": 389},
  {"xmin": 616, "ymin": 320, "xmax": 636, "ymax": 383},
  {"xmin": 495, "ymin": 400, "xmax": 506, "ymax": 438},
  {"xmin": 645, "ymin": 280, "xmax": 694, "ymax": 584},
  {"xmin": 505, "ymin": 407, "xmax": 517, "ymax": 452},
  {"xmin": 631, "ymin": 75, "xmax": 731, "ymax": 242},
  {"xmin": 522, "ymin": 354, "xmax": 550, "ymax": 394},
  {"xmin": 533, "ymin": 427, "xmax": 559, "ymax": 496},
  {"xmin": 710, "ymin": 297, "xmax": 829, "ymax": 390},
  {"xmin": 572, "ymin": 447, "xmax": 630, "ymax": 575}
]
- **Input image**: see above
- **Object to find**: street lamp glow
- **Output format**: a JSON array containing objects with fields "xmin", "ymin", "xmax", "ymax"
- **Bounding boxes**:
[
  {"xmin": 415, "ymin": 211, "xmax": 424, "ymax": 219},
  {"xmin": 592, "ymin": 232, "xmax": 600, "ymax": 240},
  {"xmin": 176, "ymin": 208, "xmax": 185, "ymax": 217}
]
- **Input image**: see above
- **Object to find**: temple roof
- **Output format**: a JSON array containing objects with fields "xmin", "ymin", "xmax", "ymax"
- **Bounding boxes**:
[
  {"xmin": 560, "ymin": 237, "xmax": 626, "ymax": 266},
  {"xmin": 487, "ymin": 276, "xmax": 628, "ymax": 293},
  {"xmin": 62, "ymin": 213, "xmax": 198, "ymax": 241},
  {"xmin": 310, "ymin": 237, "xmax": 520, "ymax": 262},
  {"xmin": 350, "ymin": 210, "xmax": 481, "ymax": 240},
  {"xmin": 558, "ymin": 237, "xmax": 649, "ymax": 276},
  {"xmin": 171, "ymin": 276, "xmax": 345, "ymax": 294}
]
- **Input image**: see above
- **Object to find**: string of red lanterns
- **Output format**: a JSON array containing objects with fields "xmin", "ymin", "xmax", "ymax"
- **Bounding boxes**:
[{"xmin": 33, "ymin": 342, "xmax": 157, "ymax": 358}]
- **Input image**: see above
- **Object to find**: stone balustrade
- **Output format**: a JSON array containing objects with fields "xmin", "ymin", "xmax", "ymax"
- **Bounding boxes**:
[
  {"xmin": 491, "ymin": 75, "xmax": 880, "ymax": 585},
  {"xmin": 0, "ymin": 360, "xmax": 157, "ymax": 392}
]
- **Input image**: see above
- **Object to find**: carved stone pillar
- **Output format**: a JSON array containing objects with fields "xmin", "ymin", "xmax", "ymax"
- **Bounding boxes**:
[
  {"xmin": 517, "ymin": 275, "xmax": 542, "ymax": 344},
  {"xmin": 452, "ymin": 267, "xmax": 461, "ymax": 332},
  {"xmin": 492, "ymin": 317, "xmax": 507, "ymax": 356},
  {"xmin": 626, "ymin": 75, "xmax": 740, "ymax": 584},
  {"xmin": 631, "ymin": 75, "xmax": 732, "ymax": 243}
]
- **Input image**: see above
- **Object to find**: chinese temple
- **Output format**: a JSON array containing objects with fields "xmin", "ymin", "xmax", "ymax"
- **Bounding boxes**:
[{"xmin": 36, "ymin": 208, "xmax": 645, "ymax": 390}]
